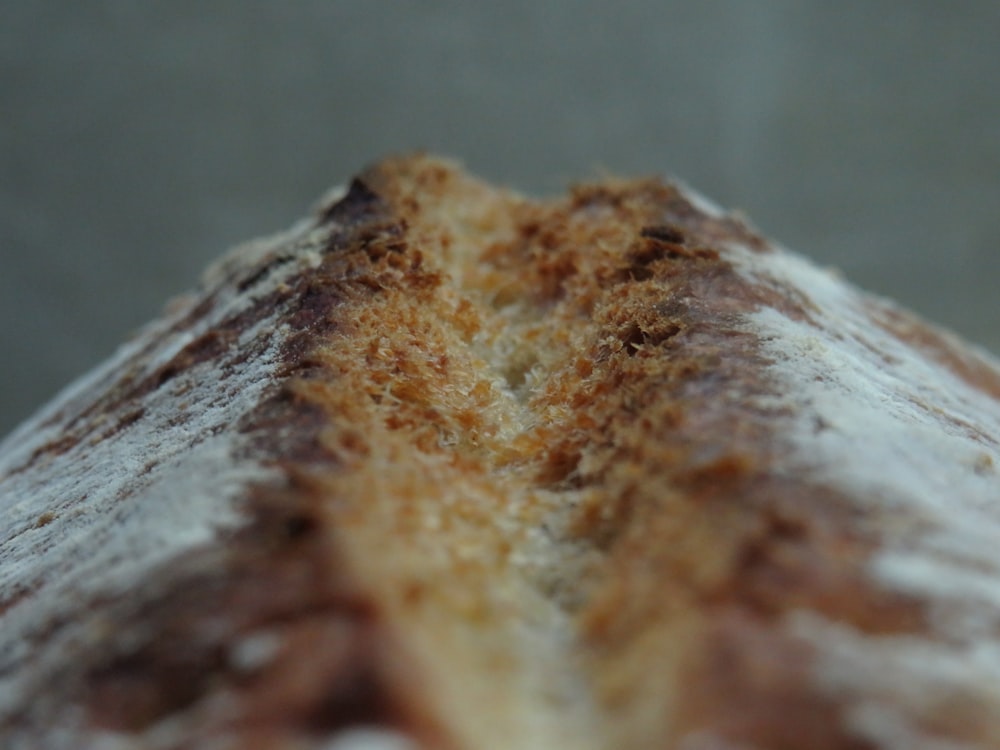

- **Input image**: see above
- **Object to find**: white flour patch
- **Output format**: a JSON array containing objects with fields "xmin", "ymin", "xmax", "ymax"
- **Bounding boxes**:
[{"xmin": 715, "ymin": 231, "xmax": 1000, "ymax": 747}]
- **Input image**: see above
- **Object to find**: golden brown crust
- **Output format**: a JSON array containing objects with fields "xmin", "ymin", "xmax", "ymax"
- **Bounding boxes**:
[{"xmin": 2, "ymin": 155, "xmax": 1000, "ymax": 749}]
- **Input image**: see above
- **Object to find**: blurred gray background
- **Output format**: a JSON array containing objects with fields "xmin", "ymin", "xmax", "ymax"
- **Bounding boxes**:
[{"xmin": 2, "ymin": 1, "xmax": 999, "ymax": 438}]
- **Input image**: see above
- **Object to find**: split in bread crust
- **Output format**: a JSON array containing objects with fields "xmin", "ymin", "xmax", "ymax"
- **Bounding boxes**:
[{"xmin": 2, "ymin": 156, "xmax": 1000, "ymax": 749}]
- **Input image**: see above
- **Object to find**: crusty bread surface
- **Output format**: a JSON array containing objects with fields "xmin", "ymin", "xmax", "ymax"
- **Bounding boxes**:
[{"xmin": 2, "ymin": 156, "xmax": 1000, "ymax": 749}]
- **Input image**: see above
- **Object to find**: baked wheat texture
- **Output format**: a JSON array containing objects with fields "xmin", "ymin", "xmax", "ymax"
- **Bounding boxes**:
[{"xmin": 2, "ymin": 156, "xmax": 1000, "ymax": 749}]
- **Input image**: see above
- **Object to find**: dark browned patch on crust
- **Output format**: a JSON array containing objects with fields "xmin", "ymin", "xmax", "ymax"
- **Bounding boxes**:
[
  {"xmin": 71, "ymin": 481, "xmax": 433, "ymax": 744},
  {"xmin": 94, "ymin": 408, "xmax": 146, "ymax": 445},
  {"xmin": 709, "ymin": 480, "xmax": 926, "ymax": 634},
  {"xmin": 239, "ymin": 385, "xmax": 339, "ymax": 467},
  {"xmin": 11, "ymin": 433, "xmax": 81, "ymax": 474},
  {"xmin": 611, "ymin": 229, "xmax": 721, "ymax": 285},
  {"xmin": 678, "ymin": 614, "xmax": 876, "ymax": 750},
  {"xmin": 318, "ymin": 177, "xmax": 385, "ymax": 227},
  {"xmin": 635, "ymin": 228, "xmax": 719, "ymax": 262},
  {"xmin": 288, "ymin": 278, "xmax": 347, "ymax": 334},
  {"xmin": 663, "ymin": 193, "xmax": 771, "ymax": 252},
  {"xmin": 639, "ymin": 223, "xmax": 686, "ymax": 245}
]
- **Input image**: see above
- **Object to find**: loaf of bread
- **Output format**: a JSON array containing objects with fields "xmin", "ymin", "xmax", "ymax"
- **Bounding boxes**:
[{"xmin": 2, "ymin": 155, "xmax": 1000, "ymax": 749}]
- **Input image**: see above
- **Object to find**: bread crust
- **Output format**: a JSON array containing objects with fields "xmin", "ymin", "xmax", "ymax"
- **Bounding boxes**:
[{"xmin": 2, "ymin": 156, "xmax": 1000, "ymax": 749}]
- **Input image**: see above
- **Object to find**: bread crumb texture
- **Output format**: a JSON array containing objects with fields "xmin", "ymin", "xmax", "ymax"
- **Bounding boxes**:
[{"xmin": 2, "ymin": 155, "xmax": 1000, "ymax": 749}]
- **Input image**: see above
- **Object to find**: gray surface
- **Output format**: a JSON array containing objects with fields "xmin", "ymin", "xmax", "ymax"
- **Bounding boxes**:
[{"xmin": 2, "ymin": 2, "xmax": 999, "ymax": 438}]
